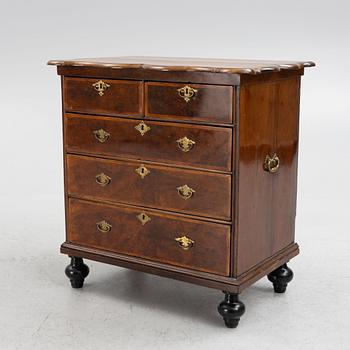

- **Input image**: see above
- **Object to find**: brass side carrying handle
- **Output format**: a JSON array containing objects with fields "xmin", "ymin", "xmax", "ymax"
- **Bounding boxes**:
[
  {"xmin": 177, "ymin": 184, "xmax": 195, "ymax": 200},
  {"xmin": 96, "ymin": 220, "xmax": 112, "ymax": 233},
  {"xmin": 92, "ymin": 80, "xmax": 110, "ymax": 96},
  {"xmin": 95, "ymin": 173, "xmax": 111, "ymax": 187},
  {"xmin": 176, "ymin": 136, "xmax": 195, "ymax": 152},
  {"xmin": 177, "ymin": 85, "xmax": 197, "ymax": 102},
  {"xmin": 93, "ymin": 129, "xmax": 110, "ymax": 143},
  {"xmin": 175, "ymin": 235, "xmax": 194, "ymax": 250},
  {"xmin": 263, "ymin": 153, "xmax": 280, "ymax": 173}
]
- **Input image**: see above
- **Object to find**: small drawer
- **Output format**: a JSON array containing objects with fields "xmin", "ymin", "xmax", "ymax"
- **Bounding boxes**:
[
  {"xmin": 67, "ymin": 154, "xmax": 232, "ymax": 220},
  {"xmin": 64, "ymin": 77, "xmax": 143, "ymax": 117},
  {"xmin": 65, "ymin": 114, "xmax": 233, "ymax": 172},
  {"xmin": 67, "ymin": 198, "xmax": 231, "ymax": 276},
  {"xmin": 145, "ymin": 82, "xmax": 233, "ymax": 124}
]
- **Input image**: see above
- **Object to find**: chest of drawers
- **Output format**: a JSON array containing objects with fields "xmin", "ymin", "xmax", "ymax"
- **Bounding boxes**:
[{"xmin": 49, "ymin": 56, "xmax": 314, "ymax": 328}]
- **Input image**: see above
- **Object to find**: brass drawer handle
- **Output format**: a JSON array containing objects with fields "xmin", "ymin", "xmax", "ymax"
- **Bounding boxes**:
[
  {"xmin": 135, "ymin": 164, "xmax": 150, "ymax": 179},
  {"xmin": 263, "ymin": 153, "xmax": 280, "ymax": 173},
  {"xmin": 95, "ymin": 173, "xmax": 111, "ymax": 187},
  {"xmin": 93, "ymin": 129, "xmax": 110, "ymax": 143},
  {"xmin": 137, "ymin": 212, "xmax": 151, "ymax": 225},
  {"xmin": 177, "ymin": 85, "xmax": 197, "ymax": 102},
  {"xmin": 176, "ymin": 136, "xmax": 195, "ymax": 152},
  {"xmin": 92, "ymin": 80, "xmax": 110, "ymax": 96},
  {"xmin": 175, "ymin": 235, "xmax": 194, "ymax": 250},
  {"xmin": 177, "ymin": 184, "xmax": 195, "ymax": 200},
  {"xmin": 96, "ymin": 220, "xmax": 112, "ymax": 233},
  {"xmin": 135, "ymin": 121, "xmax": 151, "ymax": 136}
]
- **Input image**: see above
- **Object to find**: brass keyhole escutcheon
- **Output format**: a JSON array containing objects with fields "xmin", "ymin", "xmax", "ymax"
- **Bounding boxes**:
[
  {"xmin": 93, "ymin": 129, "xmax": 110, "ymax": 143},
  {"xmin": 137, "ymin": 212, "xmax": 151, "ymax": 225},
  {"xmin": 95, "ymin": 173, "xmax": 111, "ymax": 187},
  {"xmin": 135, "ymin": 164, "xmax": 150, "ymax": 179},
  {"xmin": 92, "ymin": 80, "xmax": 110, "ymax": 96},
  {"xmin": 177, "ymin": 185, "xmax": 195, "ymax": 200},
  {"xmin": 176, "ymin": 136, "xmax": 195, "ymax": 153},
  {"xmin": 263, "ymin": 153, "xmax": 280, "ymax": 173},
  {"xmin": 135, "ymin": 121, "xmax": 151, "ymax": 136},
  {"xmin": 177, "ymin": 85, "xmax": 197, "ymax": 102},
  {"xmin": 96, "ymin": 220, "xmax": 112, "ymax": 233},
  {"xmin": 175, "ymin": 235, "xmax": 194, "ymax": 250}
]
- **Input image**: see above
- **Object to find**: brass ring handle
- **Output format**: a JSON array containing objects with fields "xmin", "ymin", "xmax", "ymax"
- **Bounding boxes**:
[
  {"xmin": 95, "ymin": 173, "xmax": 111, "ymax": 187},
  {"xmin": 175, "ymin": 235, "xmax": 194, "ymax": 250},
  {"xmin": 263, "ymin": 154, "xmax": 280, "ymax": 173},
  {"xmin": 96, "ymin": 220, "xmax": 112, "ymax": 233},
  {"xmin": 177, "ymin": 85, "xmax": 197, "ymax": 102},
  {"xmin": 92, "ymin": 80, "xmax": 110, "ymax": 96},
  {"xmin": 177, "ymin": 185, "xmax": 195, "ymax": 200},
  {"xmin": 176, "ymin": 136, "xmax": 195, "ymax": 152},
  {"xmin": 93, "ymin": 129, "xmax": 110, "ymax": 143}
]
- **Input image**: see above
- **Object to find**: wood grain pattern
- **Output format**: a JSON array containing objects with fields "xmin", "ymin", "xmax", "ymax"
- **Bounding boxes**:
[
  {"xmin": 66, "ymin": 154, "xmax": 232, "ymax": 220},
  {"xmin": 64, "ymin": 77, "xmax": 143, "ymax": 117},
  {"xmin": 65, "ymin": 114, "xmax": 233, "ymax": 172},
  {"xmin": 235, "ymin": 76, "xmax": 301, "ymax": 276},
  {"xmin": 67, "ymin": 198, "xmax": 231, "ymax": 276},
  {"xmin": 145, "ymin": 82, "xmax": 232, "ymax": 124},
  {"xmin": 48, "ymin": 56, "xmax": 315, "ymax": 74}
]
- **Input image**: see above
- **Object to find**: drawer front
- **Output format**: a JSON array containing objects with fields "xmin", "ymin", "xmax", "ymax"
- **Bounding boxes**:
[
  {"xmin": 65, "ymin": 114, "xmax": 233, "ymax": 172},
  {"xmin": 145, "ymin": 82, "xmax": 233, "ymax": 124},
  {"xmin": 67, "ymin": 155, "xmax": 231, "ymax": 220},
  {"xmin": 64, "ymin": 77, "xmax": 143, "ymax": 117},
  {"xmin": 67, "ymin": 198, "xmax": 231, "ymax": 275}
]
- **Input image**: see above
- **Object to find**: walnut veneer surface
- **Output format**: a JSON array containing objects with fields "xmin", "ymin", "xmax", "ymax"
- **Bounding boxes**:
[{"xmin": 49, "ymin": 56, "xmax": 315, "ymax": 328}]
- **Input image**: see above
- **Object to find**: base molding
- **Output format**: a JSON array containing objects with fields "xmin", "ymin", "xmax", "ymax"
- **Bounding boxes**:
[{"xmin": 61, "ymin": 242, "xmax": 299, "ymax": 293}]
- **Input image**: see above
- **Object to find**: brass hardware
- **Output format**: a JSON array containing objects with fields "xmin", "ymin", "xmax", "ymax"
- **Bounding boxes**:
[
  {"xmin": 176, "ymin": 136, "xmax": 196, "ymax": 152},
  {"xmin": 177, "ymin": 184, "xmax": 195, "ymax": 200},
  {"xmin": 263, "ymin": 153, "xmax": 280, "ymax": 173},
  {"xmin": 135, "ymin": 164, "xmax": 150, "ymax": 179},
  {"xmin": 92, "ymin": 80, "xmax": 110, "ymax": 96},
  {"xmin": 177, "ymin": 85, "xmax": 197, "ymax": 102},
  {"xmin": 175, "ymin": 235, "xmax": 194, "ymax": 250},
  {"xmin": 95, "ymin": 173, "xmax": 111, "ymax": 187},
  {"xmin": 135, "ymin": 121, "xmax": 151, "ymax": 136},
  {"xmin": 137, "ymin": 212, "xmax": 151, "ymax": 225},
  {"xmin": 93, "ymin": 129, "xmax": 110, "ymax": 143},
  {"xmin": 96, "ymin": 220, "xmax": 112, "ymax": 233}
]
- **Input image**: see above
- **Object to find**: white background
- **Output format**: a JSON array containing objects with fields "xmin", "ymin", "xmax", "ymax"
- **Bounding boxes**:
[{"xmin": 0, "ymin": 1, "xmax": 349, "ymax": 349}]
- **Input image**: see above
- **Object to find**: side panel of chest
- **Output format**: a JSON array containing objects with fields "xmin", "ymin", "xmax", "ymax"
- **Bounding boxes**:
[{"xmin": 235, "ymin": 76, "xmax": 301, "ymax": 276}]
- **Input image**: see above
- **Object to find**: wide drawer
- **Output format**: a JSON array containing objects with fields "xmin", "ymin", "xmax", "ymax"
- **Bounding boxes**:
[
  {"xmin": 67, "ymin": 154, "xmax": 231, "ymax": 220},
  {"xmin": 65, "ymin": 114, "xmax": 233, "ymax": 172},
  {"xmin": 63, "ymin": 77, "xmax": 143, "ymax": 117},
  {"xmin": 67, "ymin": 198, "xmax": 231, "ymax": 276},
  {"xmin": 145, "ymin": 82, "xmax": 233, "ymax": 124}
]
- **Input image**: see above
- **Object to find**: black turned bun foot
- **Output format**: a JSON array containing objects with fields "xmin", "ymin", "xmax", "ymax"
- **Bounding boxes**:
[
  {"xmin": 268, "ymin": 263, "xmax": 293, "ymax": 293},
  {"xmin": 218, "ymin": 292, "xmax": 245, "ymax": 328},
  {"xmin": 65, "ymin": 257, "xmax": 89, "ymax": 288}
]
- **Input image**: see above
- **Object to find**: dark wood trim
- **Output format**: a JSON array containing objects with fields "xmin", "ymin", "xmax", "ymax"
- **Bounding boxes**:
[{"xmin": 60, "ymin": 241, "xmax": 299, "ymax": 293}]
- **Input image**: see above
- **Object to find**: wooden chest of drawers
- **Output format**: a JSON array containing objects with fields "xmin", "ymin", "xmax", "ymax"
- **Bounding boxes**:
[{"xmin": 49, "ymin": 56, "xmax": 314, "ymax": 328}]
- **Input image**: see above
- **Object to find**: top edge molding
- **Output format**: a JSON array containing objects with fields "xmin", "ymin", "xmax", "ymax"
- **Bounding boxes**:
[{"xmin": 47, "ymin": 56, "xmax": 315, "ymax": 75}]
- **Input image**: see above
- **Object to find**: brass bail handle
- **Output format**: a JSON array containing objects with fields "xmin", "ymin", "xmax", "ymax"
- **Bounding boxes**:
[
  {"xmin": 96, "ymin": 220, "xmax": 112, "ymax": 233},
  {"xmin": 263, "ymin": 153, "xmax": 280, "ymax": 173}
]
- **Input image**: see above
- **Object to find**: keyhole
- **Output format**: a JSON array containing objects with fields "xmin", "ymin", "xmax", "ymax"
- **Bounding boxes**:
[
  {"xmin": 141, "ymin": 214, "xmax": 146, "ymax": 220},
  {"xmin": 141, "ymin": 168, "xmax": 145, "ymax": 174}
]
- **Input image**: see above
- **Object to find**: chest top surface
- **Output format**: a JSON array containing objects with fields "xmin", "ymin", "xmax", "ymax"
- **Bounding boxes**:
[{"xmin": 48, "ymin": 56, "xmax": 315, "ymax": 75}]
